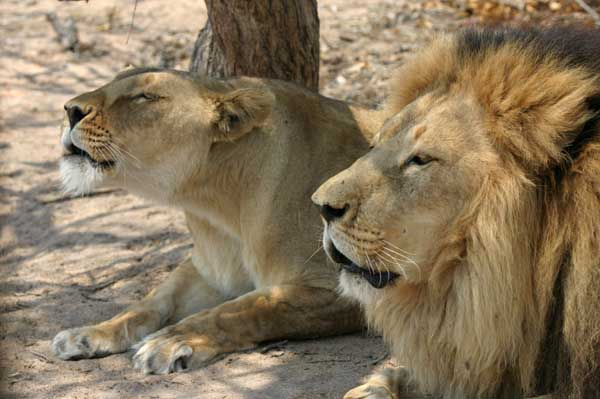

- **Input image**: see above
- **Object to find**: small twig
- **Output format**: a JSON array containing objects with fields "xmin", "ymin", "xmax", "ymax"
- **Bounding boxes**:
[
  {"xmin": 259, "ymin": 340, "xmax": 288, "ymax": 354},
  {"xmin": 29, "ymin": 350, "xmax": 54, "ymax": 364},
  {"xmin": 9, "ymin": 373, "xmax": 31, "ymax": 385},
  {"xmin": 80, "ymin": 292, "xmax": 111, "ymax": 302},
  {"xmin": 126, "ymin": 0, "xmax": 139, "ymax": 44},
  {"xmin": 369, "ymin": 351, "xmax": 389, "ymax": 366},
  {"xmin": 45, "ymin": 12, "xmax": 80, "ymax": 52},
  {"xmin": 79, "ymin": 278, "xmax": 119, "ymax": 293},
  {"xmin": 574, "ymin": 0, "xmax": 600, "ymax": 25},
  {"xmin": 78, "ymin": 264, "xmax": 147, "ymax": 293},
  {"xmin": 305, "ymin": 359, "xmax": 354, "ymax": 364},
  {"xmin": 39, "ymin": 188, "xmax": 121, "ymax": 204}
]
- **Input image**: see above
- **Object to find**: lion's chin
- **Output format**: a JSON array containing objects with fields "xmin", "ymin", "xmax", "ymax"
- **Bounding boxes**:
[
  {"xmin": 338, "ymin": 271, "xmax": 384, "ymax": 308},
  {"xmin": 59, "ymin": 156, "xmax": 107, "ymax": 196}
]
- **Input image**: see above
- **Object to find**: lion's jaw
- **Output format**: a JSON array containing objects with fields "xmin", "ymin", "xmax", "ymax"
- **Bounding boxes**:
[{"xmin": 317, "ymin": 226, "xmax": 381, "ymax": 306}]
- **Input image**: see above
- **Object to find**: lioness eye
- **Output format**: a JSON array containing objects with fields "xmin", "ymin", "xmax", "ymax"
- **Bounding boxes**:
[
  {"xmin": 406, "ymin": 154, "xmax": 433, "ymax": 166},
  {"xmin": 131, "ymin": 93, "xmax": 157, "ymax": 103}
]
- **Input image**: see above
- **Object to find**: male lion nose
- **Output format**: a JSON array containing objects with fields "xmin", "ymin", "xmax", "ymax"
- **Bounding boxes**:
[
  {"xmin": 319, "ymin": 203, "xmax": 348, "ymax": 223},
  {"xmin": 64, "ymin": 104, "xmax": 90, "ymax": 129}
]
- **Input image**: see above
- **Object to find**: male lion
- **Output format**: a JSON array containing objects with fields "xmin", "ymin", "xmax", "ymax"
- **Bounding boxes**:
[
  {"xmin": 312, "ymin": 28, "xmax": 600, "ymax": 399},
  {"xmin": 52, "ymin": 68, "xmax": 383, "ymax": 374}
]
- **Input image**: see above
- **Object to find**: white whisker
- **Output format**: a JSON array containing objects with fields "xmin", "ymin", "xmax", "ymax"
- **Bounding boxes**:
[
  {"xmin": 381, "ymin": 247, "xmax": 422, "ymax": 281},
  {"xmin": 376, "ymin": 250, "xmax": 409, "ymax": 280},
  {"xmin": 304, "ymin": 244, "xmax": 323, "ymax": 264},
  {"xmin": 103, "ymin": 143, "xmax": 123, "ymax": 163},
  {"xmin": 367, "ymin": 252, "xmax": 385, "ymax": 287},
  {"xmin": 381, "ymin": 246, "xmax": 420, "ymax": 266},
  {"xmin": 382, "ymin": 239, "xmax": 415, "ymax": 255},
  {"xmin": 111, "ymin": 142, "xmax": 142, "ymax": 164}
]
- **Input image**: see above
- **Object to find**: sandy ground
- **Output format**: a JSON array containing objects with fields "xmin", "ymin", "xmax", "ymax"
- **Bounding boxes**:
[{"xmin": 1, "ymin": 0, "xmax": 594, "ymax": 398}]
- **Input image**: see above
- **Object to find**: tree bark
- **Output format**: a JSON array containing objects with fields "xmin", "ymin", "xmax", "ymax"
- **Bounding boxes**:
[{"xmin": 189, "ymin": 0, "xmax": 320, "ymax": 91}]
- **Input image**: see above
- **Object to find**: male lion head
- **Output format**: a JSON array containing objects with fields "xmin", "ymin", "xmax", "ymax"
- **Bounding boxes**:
[
  {"xmin": 314, "ymin": 28, "xmax": 600, "ymax": 398},
  {"xmin": 312, "ymin": 89, "xmax": 486, "ymax": 292},
  {"xmin": 60, "ymin": 68, "xmax": 273, "ymax": 199}
]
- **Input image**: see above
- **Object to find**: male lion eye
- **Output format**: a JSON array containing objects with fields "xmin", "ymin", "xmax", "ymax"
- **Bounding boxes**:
[{"xmin": 406, "ymin": 154, "xmax": 433, "ymax": 167}]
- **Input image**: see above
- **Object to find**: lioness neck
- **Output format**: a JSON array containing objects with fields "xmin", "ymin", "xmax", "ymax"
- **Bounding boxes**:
[{"xmin": 171, "ymin": 128, "xmax": 268, "ymax": 238}]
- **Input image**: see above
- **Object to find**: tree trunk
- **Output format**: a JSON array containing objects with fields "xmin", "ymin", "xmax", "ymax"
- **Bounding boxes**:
[{"xmin": 189, "ymin": 0, "xmax": 320, "ymax": 91}]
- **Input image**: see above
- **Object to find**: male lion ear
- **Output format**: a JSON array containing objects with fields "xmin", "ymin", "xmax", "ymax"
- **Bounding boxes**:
[{"xmin": 211, "ymin": 88, "xmax": 275, "ymax": 142}]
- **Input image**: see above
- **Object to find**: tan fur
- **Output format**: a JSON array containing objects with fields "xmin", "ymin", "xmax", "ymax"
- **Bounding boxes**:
[
  {"xmin": 313, "ymin": 30, "xmax": 600, "ymax": 398},
  {"xmin": 52, "ymin": 68, "xmax": 386, "ymax": 374}
]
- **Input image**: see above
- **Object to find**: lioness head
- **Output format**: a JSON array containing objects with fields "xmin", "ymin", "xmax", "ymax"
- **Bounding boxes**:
[{"xmin": 60, "ymin": 68, "xmax": 273, "ymax": 199}]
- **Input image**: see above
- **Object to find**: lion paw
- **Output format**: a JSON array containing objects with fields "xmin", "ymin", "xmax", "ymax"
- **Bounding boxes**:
[
  {"xmin": 132, "ymin": 327, "xmax": 219, "ymax": 374},
  {"xmin": 52, "ymin": 327, "xmax": 121, "ymax": 360},
  {"xmin": 344, "ymin": 383, "xmax": 396, "ymax": 399}
]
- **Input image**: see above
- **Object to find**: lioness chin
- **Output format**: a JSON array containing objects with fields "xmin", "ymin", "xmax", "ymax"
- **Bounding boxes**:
[
  {"xmin": 313, "ymin": 28, "xmax": 600, "ymax": 399},
  {"xmin": 52, "ymin": 68, "xmax": 384, "ymax": 375}
]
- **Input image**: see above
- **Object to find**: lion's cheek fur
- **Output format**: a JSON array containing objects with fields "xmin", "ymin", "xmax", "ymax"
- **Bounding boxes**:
[{"xmin": 337, "ymin": 271, "xmax": 384, "ymax": 309}]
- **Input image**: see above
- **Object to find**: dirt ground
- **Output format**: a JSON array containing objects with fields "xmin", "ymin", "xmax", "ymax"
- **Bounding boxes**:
[{"xmin": 0, "ymin": 1, "xmax": 596, "ymax": 398}]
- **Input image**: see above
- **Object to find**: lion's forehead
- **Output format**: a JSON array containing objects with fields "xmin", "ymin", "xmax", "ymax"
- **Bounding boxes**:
[{"xmin": 378, "ymin": 96, "xmax": 486, "ymax": 161}]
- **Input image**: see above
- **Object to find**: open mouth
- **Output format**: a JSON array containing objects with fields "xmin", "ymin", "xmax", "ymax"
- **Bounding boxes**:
[
  {"xmin": 65, "ymin": 143, "xmax": 115, "ymax": 169},
  {"xmin": 328, "ymin": 242, "xmax": 400, "ymax": 289}
]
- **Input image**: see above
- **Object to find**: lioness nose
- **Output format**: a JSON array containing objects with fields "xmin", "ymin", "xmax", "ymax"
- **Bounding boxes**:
[
  {"xmin": 319, "ymin": 203, "xmax": 348, "ymax": 223},
  {"xmin": 64, "ymin": 104, "xmax": 89, "ymax": 129}
]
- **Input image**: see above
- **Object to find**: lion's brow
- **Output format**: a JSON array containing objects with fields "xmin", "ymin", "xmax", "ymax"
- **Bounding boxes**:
[{"xmin": 382, "ymin": 110, "xmax": 416, "ymax": 140}]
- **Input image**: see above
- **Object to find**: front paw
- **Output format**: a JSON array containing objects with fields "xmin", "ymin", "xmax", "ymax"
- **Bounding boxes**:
[
  {"xmin": 52, "ymin": 326, "xmax": 122, "ymax": 360},
  {"xmin": 132, "ymin": 327, "xmax": 219, "ymax": 374},
  {"xmin": 344, "ymin": 383, "xmax": 396, "ymax": 399}
]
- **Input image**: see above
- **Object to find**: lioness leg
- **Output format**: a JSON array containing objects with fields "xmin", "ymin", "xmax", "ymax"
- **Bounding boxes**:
[
  {"xmin": 52, "ymin": 259, "xmax": 227, "ymax": 359},
  {"xmin": 132, "ymin": 285, "xmax": 361, "ymax": 374},
  {"xmin": 344, "ymin": 367, "xmax": 432, "ymax": 399}
]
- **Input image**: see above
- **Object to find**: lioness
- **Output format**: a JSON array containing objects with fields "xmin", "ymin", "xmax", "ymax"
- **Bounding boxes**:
[
  {"xmin": 52, "ymin": 68, "xmax": 383, "ymax": 374},
  {"xmin": 313, "ymin": 28, "xmax": 600, "ymax": 398}
]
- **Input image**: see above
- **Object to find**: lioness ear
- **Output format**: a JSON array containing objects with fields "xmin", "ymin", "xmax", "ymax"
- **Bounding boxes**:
[{"xmin": 211, "ymin": 88, "xmax": 275, "ymax": 142}]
